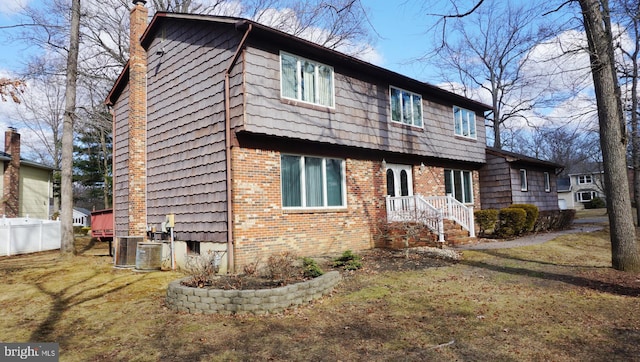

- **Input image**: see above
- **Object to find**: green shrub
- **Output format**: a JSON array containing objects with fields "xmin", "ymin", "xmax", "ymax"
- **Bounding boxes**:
[
  {"xmin": 496, "ymin": 208, "xmax": 527, "ymax": 238},
  {"xmin": 474, "ymin": 209, "xmax": 499, "ymax": 235},
  {"xmin": 585, "ymin": 197, "xmax": 606, "ymax": 209},
  {"xmin": 302, "ymin": 257, "xmax": 324, "ymax": 278},
  {"xmin": 509, "ymin": 204, "xmax": 539, "ymax": 232},
  {"xmin": 333, "ymin": 250, "xmax": 363, "ymax": 271}
]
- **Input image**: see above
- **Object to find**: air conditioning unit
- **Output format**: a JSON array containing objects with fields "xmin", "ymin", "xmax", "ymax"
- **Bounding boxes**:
[{"xmin": 114, "ymin": 236, "xmax": 143, "ymax": 268}]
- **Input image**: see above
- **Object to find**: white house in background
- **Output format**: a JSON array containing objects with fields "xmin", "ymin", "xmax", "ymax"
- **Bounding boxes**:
[
  {"xmin": 557, "ymin": 169, "xmax": 605, "ymax": 210},
  {"xmin": 73, "ymin": 208, "xmax": 91, "ymax": 227}
]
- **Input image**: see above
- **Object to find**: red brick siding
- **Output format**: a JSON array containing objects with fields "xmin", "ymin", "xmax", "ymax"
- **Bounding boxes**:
[
  {"xmin": 127, "ymin": 2, "xmax": 148, "ymax": 236},
  {"xmin": 231, "ymin": 147, "xmax": 384, "ymax": 269},
  {"xmin": 412, "ymin": 165, "xmax": 481, "ymax": 210},
  {"xmin": 2, "ymin": 129, "xmax": 19, "ymax": 217}
]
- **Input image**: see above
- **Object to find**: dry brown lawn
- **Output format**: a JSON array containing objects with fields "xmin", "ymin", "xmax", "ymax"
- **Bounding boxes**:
[{"xmin": 2, "ymin": 214, "xmax": 640, "ymax": 361}]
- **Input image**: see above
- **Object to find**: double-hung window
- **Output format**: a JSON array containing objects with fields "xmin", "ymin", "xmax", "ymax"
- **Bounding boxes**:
[
  {"xmin": 281, "ymin": 155, "xmax": 345, "ymax": 208},
  {"xmin": 577, "ymin": 175, "xmax": 593, "ymax": 184},
  {"xmin": 281, "ymin": 52, "xmax": 334, "ymax": 107},
  {"xmin": 453, "ymin": 106, "xmax": 477, "ymax": 138},
  {"xmin": 390, "ymin": 87, "xmax": 423, "ymax": 127},
  {"xmin": 444, "ymin": 169, "xmax": 473, "ymax": 204}
]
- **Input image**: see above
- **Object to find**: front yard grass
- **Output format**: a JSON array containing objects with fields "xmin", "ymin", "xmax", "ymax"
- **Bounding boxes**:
[{"xmin": 1, "ymin": 227, "xmax": 640, "ymax": 361}]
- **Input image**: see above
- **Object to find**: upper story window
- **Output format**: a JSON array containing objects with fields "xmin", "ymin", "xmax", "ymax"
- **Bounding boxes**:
[
  {"xmin": 281, "ymin": 154, "xmax": 345, "ymax": 209},
  {"xmin": 453, "ymin": 106, "xmax": 477, "ymax": 139},
  {"xmin": 390, "ymin": 87, "xmax": 423, "ymax": 127},
  {"xmin": 577, "ymin": 175, "xmax": 593, "ymax": 184},
  {"xmin": 281, "ymin": 52, "xmax": 334, "ymax": 108}
]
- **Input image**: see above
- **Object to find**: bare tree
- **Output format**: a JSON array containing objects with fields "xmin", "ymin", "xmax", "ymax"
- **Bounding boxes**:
[
  {"xmin": 579, "ymin": 0, "xmax": 639, "ymax": 271},
  {"xmin": 614, "ymin": 0, "xmax": 640, "ymax": 224},
  {"xmin": 60, "ymin": 0, "xmax": 81, "ymax": 255},
  {"xmin": 14, "ymin": 71, "xmax": 65, "ymax": 168},
  {"xmin": 430, "ymin": 0, "xmax": 555, "ymax": 149},
  {"xmin": 427, "ymin": 0, "xmax": 639, "ymax": 271}
]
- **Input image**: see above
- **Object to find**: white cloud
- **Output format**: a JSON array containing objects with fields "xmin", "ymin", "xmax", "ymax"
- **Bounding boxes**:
[{"xmin": 0, "ymin": 0, "xmax": 28, "ymax": 15}]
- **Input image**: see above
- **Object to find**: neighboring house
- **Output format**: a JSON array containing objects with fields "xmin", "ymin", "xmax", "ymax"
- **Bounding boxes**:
[
  {"xmin": 106, "ymin": 3, "xmax": 491, "ymax": 272},
  {"xmin": 0, "ymin": 128, "xmax": 55, "ymax": 220},
  {"xmin": 557, "ymin": 168, "xmax": 605, "ymax": 210},
  {"xmin": 73, "ymin": 207, "xmax": 91, "ymax": 227},
  {"xmin": 479, "ymin": 147, "xmax": 563, "ymax": 211}
]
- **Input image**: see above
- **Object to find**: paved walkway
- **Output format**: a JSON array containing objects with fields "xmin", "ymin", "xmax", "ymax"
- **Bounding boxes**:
[{"xmin": 453, "ymin": 217, "xmax": 607, "ymax": 250}]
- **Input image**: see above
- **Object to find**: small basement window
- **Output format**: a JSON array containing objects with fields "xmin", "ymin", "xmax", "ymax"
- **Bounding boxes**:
[{"xmin": 186, "ymin": 241, "xmax": 200, "ymax": 255}]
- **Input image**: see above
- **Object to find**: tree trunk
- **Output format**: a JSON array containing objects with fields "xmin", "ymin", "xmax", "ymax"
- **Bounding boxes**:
[
  {"xmin": 579, "ymin": 0, "xmax": 640, "ymax": 271},
  {"xmin": 60, "ymin": 0, "xmax": 81, "ymax": 255}
]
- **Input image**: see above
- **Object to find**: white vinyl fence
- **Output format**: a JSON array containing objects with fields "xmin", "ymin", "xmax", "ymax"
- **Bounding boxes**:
[{"xmin": 0, "ymin": 217, "xmax": 61, "ymax": 256}]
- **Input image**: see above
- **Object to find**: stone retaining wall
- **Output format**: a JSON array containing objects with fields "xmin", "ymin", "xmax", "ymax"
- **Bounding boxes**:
[{"xmin": 165, "ymin": 271, "xmax": 341, "ymax": 315}]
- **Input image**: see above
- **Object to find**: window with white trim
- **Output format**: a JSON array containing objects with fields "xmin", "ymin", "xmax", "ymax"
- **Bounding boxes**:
[
  {"xmin": 390, "ymin": 87, "xmax": 423, "ymax": 127},
  {"xmin": 281, "ymin": 52, "xmax": 334, "ymax": 107},
  {"xmin": 577, "ymin": 175, "xmax": 593, "ymax": 184},
  {"xmin": 576, "ymin": 190, "xmax": 597, "ymax": 202},
  {"xmin": 520, "ymin": 169, "xmax": 528, "ymax": 191},
  {"xmin": 444, "ymin": 169, "xmax": 473, "ymax": 204},
  {"xmin": 453, "ymin": 106, "xmax": 477, "ymax": 138},
  {"xmin": 281, "ymin": 155, "xmax": 345, "ymax": 208},
  {"xmin": 544, "ymin": 172, "xmax": 550, "ymax": 192}
]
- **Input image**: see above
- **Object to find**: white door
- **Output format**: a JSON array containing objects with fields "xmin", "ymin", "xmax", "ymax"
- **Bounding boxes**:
[{"xmin": 386, "ymin": 164, "xmax": 413, "ymax": 197}]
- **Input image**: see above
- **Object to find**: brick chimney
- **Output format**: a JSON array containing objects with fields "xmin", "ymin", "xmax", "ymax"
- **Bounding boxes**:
[
  {"xmin": 128, "ymin": 0, "xmax": 148, "ymax": 236},
  {"xmin": 3, "ymin": 127, "xmax": 20, "ymax": 217}
]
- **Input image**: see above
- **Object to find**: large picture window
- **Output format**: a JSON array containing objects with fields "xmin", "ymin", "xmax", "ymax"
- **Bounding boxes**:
[
  {"xmin": 444, "ymin": 169, "xmax": 473, "ymax": 204},
  {"xmin": 577, "ymin": 190, "xmax": 597, "ymax": 202},
  {"xmin": 281, "ymin": 52, "xmax": 334, "ymax": 107},
  {"xmin": 281, "ymin": 155, "xmax": 345, "ymax": 208},
  {"xmin": 390, "ymin": 87, "xmax": 423, "ymax": 127},
  {"xmin": 453, "ymin": 106, "xmax": 476, "ymax": 138}
]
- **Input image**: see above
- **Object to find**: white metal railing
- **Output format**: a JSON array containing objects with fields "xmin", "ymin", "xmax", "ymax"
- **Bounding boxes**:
[
  {"xmin": 386, "ymin": 195, "xmax": 445, "ymax": 242},
  {"xmin": 386, "ymin": 195, "xmax": 475, "ymax": 242},
  {"xmin": 0, "ymin": 217, "xmax": 61, "ymax": 256}
]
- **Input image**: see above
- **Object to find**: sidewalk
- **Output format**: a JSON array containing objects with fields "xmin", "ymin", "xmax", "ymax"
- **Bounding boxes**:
[{"xmin": 453, "ymin": 221, "xmax": 606, "ymax": 250}]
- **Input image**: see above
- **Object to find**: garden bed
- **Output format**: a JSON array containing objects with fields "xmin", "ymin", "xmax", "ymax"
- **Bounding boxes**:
[{"xmin": 165, "ymin": 271, "xmax": 341, "ymax": 315}]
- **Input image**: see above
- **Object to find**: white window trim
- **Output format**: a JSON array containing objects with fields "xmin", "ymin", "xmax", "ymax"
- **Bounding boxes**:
[
  {"xmin": 281, "ymin": 154, "xmax": 347, "ymax": 210},
  {"xmin": 389, "ymin": 86, "xmax": 423, "ymax": 128},
  {"xmin": 520, "ymin": 169, "xmax": 528, "ymax": 191},
  {"xmin": 453, "ymin": 106, "xmax": 477, "ymax": 139},
  {"xmin": 544, "ymin": 172, "xmax": 550, "ymax": 192},
  {"xmin": 576, "ymin": 190, "xmax": 597, "ymax": 202},
  {"xmin": 445, "ymin": 169, "xmax": 474, "ymax": 204},
  {"xmin": 577, "ymin": 175, "xmax": 593, "ymax": 185},
  {"xmin": 280, "ymin": 51, "xmax": 335, "ymax": 108}
]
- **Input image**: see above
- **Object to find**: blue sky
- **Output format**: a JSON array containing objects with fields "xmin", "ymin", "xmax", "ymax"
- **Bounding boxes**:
[{"xmin": 0, "ymin": 0, "xmax": 438, "ymax": 82}]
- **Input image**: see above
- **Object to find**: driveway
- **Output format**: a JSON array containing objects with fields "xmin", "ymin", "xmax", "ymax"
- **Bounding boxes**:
[{"xmin": 454, "ymin": 216, "xmax": 607, "ymax": 250}]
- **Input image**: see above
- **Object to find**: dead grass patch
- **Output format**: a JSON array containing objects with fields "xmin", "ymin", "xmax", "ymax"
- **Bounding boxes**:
[{"xmin": 1, "ymin": 228, "xmax": 640, "ymax": 361}]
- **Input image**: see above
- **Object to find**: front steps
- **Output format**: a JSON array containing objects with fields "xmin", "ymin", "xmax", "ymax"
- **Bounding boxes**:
[{"xmin": 377, "ymin": 220, "xmax": 475, "ymax": 249}]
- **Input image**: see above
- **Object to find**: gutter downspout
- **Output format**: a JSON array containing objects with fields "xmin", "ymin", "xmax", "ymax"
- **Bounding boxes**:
[{"xmin": 224, "ymin": 22, "xmax": 252, "ymax": 273}]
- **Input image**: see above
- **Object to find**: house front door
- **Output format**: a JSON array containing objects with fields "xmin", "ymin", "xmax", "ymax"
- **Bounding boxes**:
[{"xmin": 386, "ymin": 164, "xmax": 413, "ymax": 197}]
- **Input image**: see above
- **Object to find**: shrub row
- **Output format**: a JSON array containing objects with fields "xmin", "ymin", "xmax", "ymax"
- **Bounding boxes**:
[{"xmin": 475, "ymin": 205, "xmax": 576, "ymax": 238}]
